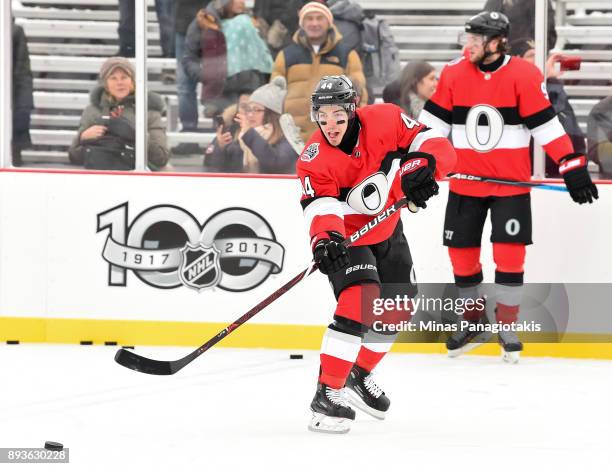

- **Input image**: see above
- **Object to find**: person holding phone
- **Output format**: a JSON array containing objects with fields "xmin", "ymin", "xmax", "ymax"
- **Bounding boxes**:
[
  {"xmin": 509, "ymin": 37, "xmax": 586, "ymax": 176},
  {"xmin": 204, "ymin": 77, "xmax": 304, "ymax": 173}
]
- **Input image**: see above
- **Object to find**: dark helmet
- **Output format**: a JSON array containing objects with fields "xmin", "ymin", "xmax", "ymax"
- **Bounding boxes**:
[
  {"xmin": 310, "ymin": 75, "xmax": 357, "ymax": 122},
  {"xmin": 465, "ymin": 11, "xmax": 510, "ymax": 38}
]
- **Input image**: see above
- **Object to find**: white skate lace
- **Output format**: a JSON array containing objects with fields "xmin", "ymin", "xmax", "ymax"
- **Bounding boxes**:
[
  {"xmin": 325, "ymin": 387, "xmax": 350, "ymax": 407},
  {"xmin": 363, "ymin": 374, "xmax": 383, "ymax": 399}
]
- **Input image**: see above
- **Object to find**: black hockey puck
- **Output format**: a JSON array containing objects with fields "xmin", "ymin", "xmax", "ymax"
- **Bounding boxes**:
[
  {"xmin": 6, "ymin": 340, "xmax": 19, "ymax": 345},
  {"xmin": 44, "ymin": 441, "xmax": 63, "ymax": 451},
  {"xmin": 289, "ymin": 354, "xmax": 303, "ymax": 359},
  {"xmin": 79, "ymin": 340, "xmax": 93, "ymax": 345},
  {"xmin": 104, "ymin": 341, "xmax": 118, "ymax": 346}
]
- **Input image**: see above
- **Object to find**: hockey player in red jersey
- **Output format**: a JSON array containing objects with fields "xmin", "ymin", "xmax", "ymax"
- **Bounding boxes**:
[
  {"xmin": 418, "ymin": 11, "xmax": 598, "ymax": 363},
  {"xmin": 298, "ymin": 75, "xmax": 456, "ymax": 433}
]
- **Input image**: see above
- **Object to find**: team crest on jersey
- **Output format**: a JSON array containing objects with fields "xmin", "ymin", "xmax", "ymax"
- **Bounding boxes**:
[{"xmin": 301, "ymin": 143, "xmax": 320, "ymax": 162}]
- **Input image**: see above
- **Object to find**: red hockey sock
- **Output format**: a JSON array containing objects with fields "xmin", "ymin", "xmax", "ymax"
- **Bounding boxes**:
[
  {"xmin": 496, "ymin": 303, "xmax": 520, "ymax": 324},
  {"xmin": 355, "ymin": 345, "xmax": 386, "ymax": 372},
  {"xmin": 320, "ymin": 354, "xmax": 356, "ymax": 389}
]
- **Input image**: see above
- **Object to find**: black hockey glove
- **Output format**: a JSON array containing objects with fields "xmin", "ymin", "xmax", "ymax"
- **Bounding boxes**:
[
  {"xmin": 559, "ymin": 154, "xmax": 598, "ymax": 204},
  {"xmin": 400, "ymin": 152, "xmax": 439, "ymax": 209},
  {"xmin": 312, "ymin": 232, "xmax": 350, "ymax": 275}
]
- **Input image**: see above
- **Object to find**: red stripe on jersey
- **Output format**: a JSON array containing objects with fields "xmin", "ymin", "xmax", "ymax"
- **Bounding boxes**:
[
  {"xmin": 310, "ymin": 214, "xmax": 345, "ymax": 239},
  {"xmin": 418, "ymin": 137, "xmax": 457, "ymax": 179},
  {"xmin": 543, "ymin": 134, "xmax": 575, "ymax": 165}
]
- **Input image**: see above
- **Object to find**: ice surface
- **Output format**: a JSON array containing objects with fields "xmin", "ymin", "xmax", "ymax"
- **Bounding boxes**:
[{"xmin": 1, "ymin": 344, "xmax": 611, "ymax": 469}]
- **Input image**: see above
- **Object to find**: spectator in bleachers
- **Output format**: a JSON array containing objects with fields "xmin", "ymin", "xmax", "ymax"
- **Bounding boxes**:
[
  {"xmin": 483, "ymin": 0, "xmax": 557, "ymax": 50},
  {"xmin": 510, "ymin": 38, "xmax": 586, "ymax": 175},
  {"xmin": 182, "ymin": 0, "xmax": 273, "ymax": 118},
  {"xmin": 398, "ymin": 61, "xmax": 438, "ymax": 118},
  {"xmin": 204, "ymin": 77, "xmax": 303, "ymax": 173},
  {"xmin": 271, "ymin": 1, "xmax": 367, "ymax": 142},
  {"xmin": 204, "ymin": 93, "xmax": 251, "ymax": 172},
  {"xmin": 12, "ymin": 20, "xmax": 34, "ymax": 167},
  {"xmin": 68, "ymin": 57, "xmax": 169, "ymax": 171},
  {"xmin": 253, "ymin": 0, "xmax": 309, "ymax": 57},
  {"xmin": 117, "ymin": 0, "xmax": 176, "ymax": 61},
  {"xmin": 587, "ymin": 94, "xmax": 612, "ymax": 175},
  {"xmin": 326, "ymin": 0, "xmax": 364, "ymax": 56},
  {"xmin": 173, "ymin": 0, "xmax": 211, "ymax": 155}
]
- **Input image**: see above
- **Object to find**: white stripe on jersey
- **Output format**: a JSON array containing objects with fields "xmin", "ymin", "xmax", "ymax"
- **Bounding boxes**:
[
  {"xmin": 418, "ymin": 109, "xmax": 451, "ymax": 137},
  {"xmin": 408, "ymin": 127, "xmax": 445, "ymax": 153},
  {"xmin": 530, "ymin": 115, "xmax": 566, "ymax": 147},
  {"xmin": 321, "ymin": 328, "xmax": 362, "ymax": 362},
  {"xmin": 303, "ymin": 196, "xmax": 344, "ymax": 229},
  {"xmin": 451, "ymin": 124, "xmax": 531, "ymax": 150}
]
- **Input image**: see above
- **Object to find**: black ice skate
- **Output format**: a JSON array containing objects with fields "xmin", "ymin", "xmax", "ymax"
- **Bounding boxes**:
[
  {"xmin": 446, "ymin": 319, "xmax": 492, "ymax": 358},
  {"xmin": 345, "ymin": 365, "xmax": 390, "ymax": 420},
  {"xmin": 308, "ymin": 383, "xmax": 355, "ymax": 434},
  {"xmin": 498, "ymin": 329, "xmax": 523, "ymax": 364}
]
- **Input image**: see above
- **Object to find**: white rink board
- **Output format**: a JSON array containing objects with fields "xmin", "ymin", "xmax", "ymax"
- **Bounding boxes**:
[{"xmin": 0, "ymin": 171, "xmax": 610, "ymax": 326}]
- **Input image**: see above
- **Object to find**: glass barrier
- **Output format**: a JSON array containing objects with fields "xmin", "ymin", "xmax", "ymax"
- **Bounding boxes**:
[{"xmin": 8, "ymin": 1, "xmax": 612, "ymax": 179}]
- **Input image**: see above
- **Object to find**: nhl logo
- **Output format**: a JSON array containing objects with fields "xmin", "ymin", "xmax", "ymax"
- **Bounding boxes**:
[{"xmin": 179, "ymin": 243, "xmax": 221, "ymax": 291}]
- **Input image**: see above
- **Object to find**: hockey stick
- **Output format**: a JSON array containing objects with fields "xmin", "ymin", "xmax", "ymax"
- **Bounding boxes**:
[
  {"xmin": 449, "ymin": 173, "xmax": 569, "ymax": 192},
  {"xmin": 115, "ymin": 198, "xmax": 416, "ymax": 375}
]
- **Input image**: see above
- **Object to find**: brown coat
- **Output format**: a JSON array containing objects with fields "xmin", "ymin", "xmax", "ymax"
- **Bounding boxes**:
[{"xmin": 271, "ymin": 26, "xmax": 367, "ymax": 142}]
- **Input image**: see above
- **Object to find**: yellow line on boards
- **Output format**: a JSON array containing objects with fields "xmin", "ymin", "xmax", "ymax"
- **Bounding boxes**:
[{"xmin": 1, "ymin": 317, "xmax": 612, "ymax": 359}]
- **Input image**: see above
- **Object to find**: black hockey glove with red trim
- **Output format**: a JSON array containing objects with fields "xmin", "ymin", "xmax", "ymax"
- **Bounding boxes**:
[
  {"xmin": 400, "ymin": 152, "xmax": 439, "ymax": 209},
  {"xmin": 559, "ymin": 154, "xmax": 598, "ymax": 204},
  {"xmin": 312, "ymin": 232, "xmax": 350, "ymax": 275}
]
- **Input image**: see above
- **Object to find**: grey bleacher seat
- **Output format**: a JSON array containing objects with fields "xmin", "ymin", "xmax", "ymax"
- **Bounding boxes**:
[
  {"xmin": 15, "ymin": 18, "xmax": 161, "ymax": 41},
  {"xmin": 29, "ymin": 55, "xmax": 175, "ymax": 73},
  {"xmin": 354, "ymin": 1, "xmax": 482, "ymax": 11}
]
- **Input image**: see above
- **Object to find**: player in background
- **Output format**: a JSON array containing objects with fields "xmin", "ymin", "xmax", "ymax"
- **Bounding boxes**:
[
  {"xmin": 418, "ymin": 11, "xmax": 598, "ymax": 363},
  {"xmin": 298, "ymin": 75, "xmax": 456, "ymax": 433}
]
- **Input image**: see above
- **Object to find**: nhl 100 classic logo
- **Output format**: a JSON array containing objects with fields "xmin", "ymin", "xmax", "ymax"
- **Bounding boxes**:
[{"xmin": 96, "ymin": 203, "xmax": 285, "ymax": 291}]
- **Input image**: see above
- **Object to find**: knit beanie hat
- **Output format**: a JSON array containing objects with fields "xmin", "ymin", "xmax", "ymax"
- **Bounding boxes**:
[
  {"xmin": 249, "ymin": 76, "xmax": 287, "ymax": 115},
  {"xmin": 99, "ymin": 57, "xmax": 135, "ymax": 83},
  {"xmin": 299, "ymin": 2, "xmax": 334, "ymax": 28}
]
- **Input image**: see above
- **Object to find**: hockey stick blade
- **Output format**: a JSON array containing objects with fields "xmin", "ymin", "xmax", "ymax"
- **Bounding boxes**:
[{"xmin": 114, "ymin": 198, "xmax": 410, "ymax": 375}]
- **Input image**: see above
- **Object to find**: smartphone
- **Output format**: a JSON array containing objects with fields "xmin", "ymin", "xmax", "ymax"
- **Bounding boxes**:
[
  {"xmin": 559, "ymin": 55, "xmax": 581, "ymax": 71},
  {"xmin": 214, "ymin": 115, "xmax": 225, "ymax": 132}
]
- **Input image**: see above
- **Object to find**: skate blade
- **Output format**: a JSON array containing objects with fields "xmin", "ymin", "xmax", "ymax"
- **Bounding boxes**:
[
  {"xmin": 308, "ymin": 412, "xmax": 352, "ymax": 434},
  {"xmin": 502, "ymin": 350, "xmax": 520, "ymax": 364},
  {"xmin": 345, "ymin": 388, "xmax": 386, "ymax": 420},
  {"xmin": 447, "ymin": 333, "xmax": 492, "ymax": 358}
]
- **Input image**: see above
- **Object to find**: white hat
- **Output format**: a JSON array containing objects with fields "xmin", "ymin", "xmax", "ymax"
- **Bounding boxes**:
[{"xmin": 249, "ymin": 76, "xmax": 287, "ymax": 115}]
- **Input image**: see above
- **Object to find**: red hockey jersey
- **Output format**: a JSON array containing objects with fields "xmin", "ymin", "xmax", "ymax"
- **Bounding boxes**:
[
  {"xmin": 419, "ymin": 55, "xmax": 575, "ymax": 197},
  {"xmin": 297, "ymin": 104, "xmax": 456, "ymax": 246}
]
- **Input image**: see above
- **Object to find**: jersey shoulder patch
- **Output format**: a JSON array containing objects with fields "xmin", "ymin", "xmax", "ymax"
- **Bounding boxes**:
[{"xmin": 300, "ymin": 142, "xmax": 320, "ymax": 162}]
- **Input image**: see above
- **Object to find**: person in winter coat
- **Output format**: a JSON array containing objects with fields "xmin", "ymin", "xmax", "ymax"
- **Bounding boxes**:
[
  {"xmin": 175, "ymin": 0, "xmax": 211, "ymax": 132},
  {"xmin": 205, "ymin": 76, "xmax": 303, "ymax": 173},
  {"xmin": 253, "ymin": 0, "xmax": 309, "ymax": 57},
  {"xmin": 327, "ymin": 0, "xmax": 364, "ymax": 56},
  {"xmin": 398, "ymin": 61, "xmax": 438, "ymax": 118},
  {"xmin": 182, "ymin": 0, "xmax": 273, "ymax": 117},
  {"xmin": 271, "ymin": 1, "xmax": 367, "ymax": 142},
  {"xmin": 12, "ymin": 21, "xmax": 34, "ymax": 167},
  {"xmin": 68, "ymin": 57, "xmax": 169, "ymax": 170},
  {"xmin": 510, "ymin": 38, "xmax": 586, "ymax": 176},
  {"xmin": 587, "ymin": 94, "xmax": 612, "ymax": 175}
]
